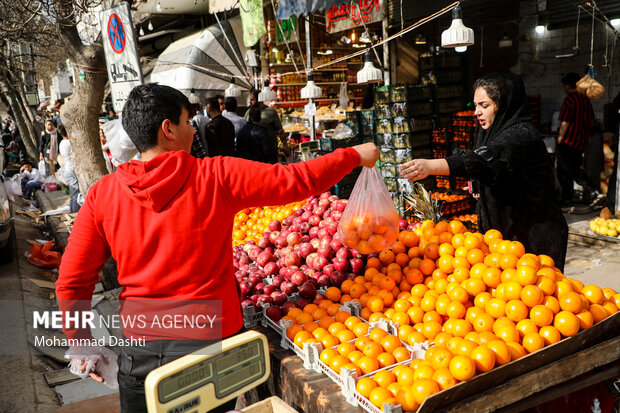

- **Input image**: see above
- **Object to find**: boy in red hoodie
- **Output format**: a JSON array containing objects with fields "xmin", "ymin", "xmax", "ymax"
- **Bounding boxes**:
[{"xmin": 55, "ymin": 83, "xmax": 378, "ymax": 412}]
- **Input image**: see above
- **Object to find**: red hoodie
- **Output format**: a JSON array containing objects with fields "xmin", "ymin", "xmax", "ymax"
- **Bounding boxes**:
[{"xmin": 56, "ymin": 148, "xmax": 360, "ymax": 340}]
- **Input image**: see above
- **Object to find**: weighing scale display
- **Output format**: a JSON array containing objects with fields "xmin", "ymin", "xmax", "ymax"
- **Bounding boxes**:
[{"xmin": 145, "ymin": 331, "xmax": 270, "ymax": 413}]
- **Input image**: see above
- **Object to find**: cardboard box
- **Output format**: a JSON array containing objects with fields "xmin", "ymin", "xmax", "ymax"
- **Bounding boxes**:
[{"xmin": 242, "ymin": 396, "xmax": 298, "ymax": 413}]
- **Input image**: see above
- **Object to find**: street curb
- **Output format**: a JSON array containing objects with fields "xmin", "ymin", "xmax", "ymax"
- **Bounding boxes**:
[{"xmin": 33, "ymin": 190, "xmax": 70, "ymax": 250}]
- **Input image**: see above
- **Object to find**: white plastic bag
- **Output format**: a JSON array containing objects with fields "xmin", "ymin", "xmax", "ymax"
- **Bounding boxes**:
[
  {"xmin": 38, "ymin": 160, "xmax": 49, "ymax": 177},
  {"xmin": 337, "ymin": 166, "xmax": 399, "ymax": 254},
  {"xmin": 65, "ymin": 345, "xmax": 118, "ymax": 389},
  {"xmin": 102, "ymin": 119, "xmax": 138, "ymax": 167},
  {"xmin": 5, "ymin": 175, "xmax": 22, "ymax": 200}
]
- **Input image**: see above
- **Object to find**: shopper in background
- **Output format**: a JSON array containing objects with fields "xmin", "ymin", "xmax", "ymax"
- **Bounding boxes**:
[
  {"xmin": 235, "ymin": 107, "xmax": 275, "ymax": 163},
  {"xmin": 204, "ymin": 97, "xmax": 235, "ymax": 157},
  {"xmin": 56, "ymin": 83, "xmax": 379, "ymax": 413},
  {"xmin": 222, "ymin": 96, "xmax": 247, "ymax": 135},
  {"xmin": 216, "ymin": 94, "xmax": 225, "ymax": 113},
  {"xmin": 245, "ymin": 89, "xmax": 288, "ymax": 162},
  {"xmin": 400, "ymin": 72, "xmax": 568, "ymax": 270},
  {"xmin": 39, "ymin": 119, "xmax": 61, "ymax": 174},
  {"xmin": 19, "ymin": 162, "xmax": 45, "ymax": 199},
  {"xmin": 556, "ymin": 72, "xmax": 601, "ymax": 208},
  {"xmin": 57, "ymin": 124, "xmax": 81, "ymax": 213}
]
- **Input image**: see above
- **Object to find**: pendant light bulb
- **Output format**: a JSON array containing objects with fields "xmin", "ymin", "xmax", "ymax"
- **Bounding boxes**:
[
  {"xmin": 148, "ymin": 20, "xmax": 153, "ymax": 31},
  {"xmin": 258, "ymin": 79, "xmax": 276, "ymax": 103},
  {"xmin": 441, "ymin": 5, "xmax": 474, "ymax": 48},
  {"xmin": 300, "ymin": 73, "xmax": 322, "ymax": 99},
  {"xmin": 357, "ymin": 51, "xmax": 383, "ymax": 85},
  {"xmin": 139, "ymin": 26, "xmax": 144, "ymax": 36},
  {"xmin": 225, "ymin": 78, "xmax": 241, "ymax": 98}
]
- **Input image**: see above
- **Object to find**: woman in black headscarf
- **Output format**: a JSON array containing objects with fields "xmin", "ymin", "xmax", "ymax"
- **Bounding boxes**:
[{"xmin": 400, "ymin": 73, "xmax": 568, "ymax": 270}]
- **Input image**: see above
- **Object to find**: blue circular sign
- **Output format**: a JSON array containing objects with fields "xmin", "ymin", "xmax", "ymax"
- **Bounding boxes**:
[{"xmin": 107, "ymin": 13, "xmax": 126, "ymax": 54}]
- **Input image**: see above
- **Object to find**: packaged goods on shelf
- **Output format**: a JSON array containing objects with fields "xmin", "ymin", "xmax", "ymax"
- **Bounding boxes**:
[
  {"xmin": 391, "ymin": 101, "xmax": 433, "ymax": 118},
  {"xmin": 393, "ymin": 133, "xmax": 412, "ymax": 148},
  {"xmin": 359, "ymin": 110, "xmax": 375, "ymax": 136},
  {"xmin": 375, "ymin": 86, "xmax": 390, "ymax": 105},
  {"xmin": 384, "ymin": 177, "xmax": 398, "ymax": 192},
  {"xmin": 376, "ymin": 119, "xmax": 392, "ymax": 134},
  {"xmin": 378, "ymin": 163, "xmax": 397, "ymax": 178},
  {"xmin": 390, "ymin": 83, "xmax": 432, "ymax": 102},
  {"xmin": 391, "ymin": 119, "xmax": 411, "ymax": 134},
  {"xmin": 320, "ymin": 135, "xmax": 359, "ymax": 153},
  {"xmin": 374, "ymin": 104, "xmax": 392, "ymax": 120}
]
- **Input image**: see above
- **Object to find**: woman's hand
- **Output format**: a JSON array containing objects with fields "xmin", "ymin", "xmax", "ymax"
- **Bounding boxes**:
[{"xmin": 400, "ymin": 158, "xmax": 450, "ymax": 181}]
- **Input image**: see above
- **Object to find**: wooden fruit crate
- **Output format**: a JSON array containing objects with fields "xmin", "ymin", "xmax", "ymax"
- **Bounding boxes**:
[{"xmin": 417, "ymin": 311, "xmax": 620, "ymax": 413}]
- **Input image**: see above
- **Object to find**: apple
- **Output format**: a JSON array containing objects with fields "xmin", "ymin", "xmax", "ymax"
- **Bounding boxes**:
[
  {"xmin": 286, "ymin": 232, "xmax": 301, "ymax": 247},
  {"xmin": 329, "ymin": 271, "xmax": 346, "ymax": 287},
  {"xmin": 266, "ymin": 305, "xmax": 282, "ymax": 322},
  {"xmin": 322, "ymin": 264, "xmax": 335, "ymax": 277},
  {"xmin": 271, "ymin": 291, "xmax": 287, "ymax": 306},
  {"xmin": 282, "ymin": 301, "xmax": 297, "ymax": 314},
  {"xmin": 349, "ymin": 258, "xmax": 364, "ymax": 274},
  {"xmin": 308, "ymin": 215, "xmax": 321, "ymax": 226},
  {"xmin": 268, "ymin": 220, "xmax": 282, "ymax": 231},
  {"xmin": 271, "ymin": 275, "xmax": 285, "ymax": 288},
  {"xmin": 317, "ymin": 245, "xmax": 334, "ymax": 260},
  {"xmin": 291, "ymin": 271, "xmax": 308, "ymax": 286},
  {"xmin": 268, "ymin": 231, "xmax": 280, "ymax": 244},
  {"xmin": 317, "ymin": 274, "xmax": 331, "ymax": 287},
  {"xmin": 332, "ymin": 256, "xmax": 350, "ymax": 273},
  {"xmin": 264, "ymin": 262, "xmax": 278, "ymax": 276}
]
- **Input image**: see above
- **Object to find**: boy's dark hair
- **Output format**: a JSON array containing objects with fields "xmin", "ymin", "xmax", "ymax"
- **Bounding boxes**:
[
  {"xmin": 57, "ymin": 123, "xmax": 67, "ymax": 137},
  {"xmin": 215, "ymin": 94, "xmax": 225, "ymax": 102},
  {"xmin": 248, "ymin": 107, "xmax": 262, "ymax": 124},
  {"xmin": 122, "ymin": 83, "xmax": 191, "ymax": 152},
  {"xmin": 561, "ymin": 73, "xmax": 581, "ymax": 89},
  {"xmin": 224, "ymin": 97, "xmax": 238, "ymax": 112},
  {"xmin": 206, "ymin": 97, "xmax": 220, "ymax": 112}
]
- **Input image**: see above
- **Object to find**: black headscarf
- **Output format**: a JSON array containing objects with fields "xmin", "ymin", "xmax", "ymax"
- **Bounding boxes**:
[{"xmin": 475, "ymin": 73, "xmax": 533, "ymax": 147}]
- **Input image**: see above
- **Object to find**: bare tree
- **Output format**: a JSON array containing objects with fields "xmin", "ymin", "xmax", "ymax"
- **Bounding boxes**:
[{"xmin": 0, "ymin": 0, "xmax": 109, "ymax": 193}]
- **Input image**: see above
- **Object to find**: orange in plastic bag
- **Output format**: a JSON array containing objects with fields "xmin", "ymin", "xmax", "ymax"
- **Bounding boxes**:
[
  {"xmin": 26, "ymin": 241, "xmax": 62, "ymax": 268},
  {"xmin": 337, "ymin": 166, "xmax": 399, "ymax": 254}
]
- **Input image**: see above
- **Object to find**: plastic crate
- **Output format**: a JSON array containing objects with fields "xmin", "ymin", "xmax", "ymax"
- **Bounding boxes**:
[
  {"xmin": 375, "ymin": 86, "xmax": 390, "ymax": 105},
  {"xmin": 391, "ymin": 119, "xmax": 411, "ymax": 134},
  {"xmin": 376, "ymin": 119, "xmax": 392, "ymax": 134},
  {"xmin": 390, "ymin": 83, "xmax": 432, "ymax": 102},
  {"xmin": 374, "ymin": 104, "xmax": 392, "ymax": 120},
  {"xmin": 320, "ymin": 135, "xmax": 360, "ymax": 152},
  {"xmin": 243, "ymin": 304, "xmax": 264, "ymax": 328},
  {"xmin": 360, "ymin": 110, "xmax": 375, "ymax": 136}
]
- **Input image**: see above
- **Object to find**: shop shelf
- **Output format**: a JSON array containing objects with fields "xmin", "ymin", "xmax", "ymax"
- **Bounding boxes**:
[
  {"xmin": 390, "ymin": 83, "xmax": 432, "ymax": 102},
  {"xmin": 320, "ymin": 135, "xmax": 360, "ymax": 153}
]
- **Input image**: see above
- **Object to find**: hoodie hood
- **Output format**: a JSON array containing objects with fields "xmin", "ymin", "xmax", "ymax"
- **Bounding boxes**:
[{"xmin": 116, "ymin": 150, "xmax": 196, "ymax": 212}]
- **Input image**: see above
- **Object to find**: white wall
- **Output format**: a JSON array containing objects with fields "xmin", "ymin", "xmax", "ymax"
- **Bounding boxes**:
[{"xmin": 515, "ymin": 1, "xmax": 620, "ymax": 130}]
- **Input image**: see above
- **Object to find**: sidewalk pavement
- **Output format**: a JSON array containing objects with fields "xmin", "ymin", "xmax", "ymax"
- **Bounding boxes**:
[{"xmin": 36, "ymin": 189, "xmax": 620, "ymax": 293}]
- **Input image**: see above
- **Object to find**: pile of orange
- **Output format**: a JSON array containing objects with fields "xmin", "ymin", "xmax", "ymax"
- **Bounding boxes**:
[
  {"xmin": 232, "ymin": 201, "xmax": 305, "ymax": 246},
  {"xmin": 339, "ymin": 211, "xmax": 400, "ymax": 254},
  {"xmin": 351, "ymin": 220, "xmax": 618, "ymax": 411},
  {"xmin": 431, "ymin": 193, "xmax": 469, "ymax": 202}
]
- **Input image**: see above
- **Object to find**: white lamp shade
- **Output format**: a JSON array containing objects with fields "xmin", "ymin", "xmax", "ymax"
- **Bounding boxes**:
[
  {"xmin": 300, "ymin": 80, "xmax": 322, "ymax": 99},
  {"xmin": 189, "ymin": 91, "xmax": 200, "ymax": 104},
  {"xmin": 258, "ymin": 85, "xmax": 276, "ymax": 103},
  {"xmin": 225, "ymin": 82, "xmax": 241, "ymax": 98},
  {"xmin": 357, "ymin": 61, "xmax": 383, "ymax": 84},
  {"xmin": 441, "ymin": 18, "xmax": 474, "ymax": 48}
]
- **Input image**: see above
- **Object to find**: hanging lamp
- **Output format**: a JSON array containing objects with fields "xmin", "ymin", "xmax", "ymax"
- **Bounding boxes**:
[
  {"xmin": 300, "ymin": 73, "xmax": 322, "ymax": 99},
  {"xmin": 224, "ymin": 78, "xmax": 241, "ymax": 98},
  {"xmin": 189, "ymin": 88, "xmax": 200, "ymax": 104},
  {"xmin": 441, "ymin": 5, "xmax": 474, "ymax": 48},
  {"xmin": 357, "ymin": 51, "xmax": 383, "ymax": 84},
  {"xmin": 415, "ymin": 34, "xmax": 427, "ymax": 45},
  {"xmin": 258, "ymin": 79, "xmax": 276, "ymax": 103}
]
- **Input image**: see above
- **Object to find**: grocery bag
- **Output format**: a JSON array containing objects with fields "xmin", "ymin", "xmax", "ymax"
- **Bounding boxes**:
[
  {"xmin": 25, "ymin": 241, "xmax": 62, "ymax": 268},
  {"xmin": 44, "ymin": 175, "xmax": 57, "ymax": 192},
  {"xmin": 38, "ymin": 160, "xmax": 49, "ymax": 177},
  {"xmin": 337, "ymin": 166, "xmax": 399, "ymax": 254}
]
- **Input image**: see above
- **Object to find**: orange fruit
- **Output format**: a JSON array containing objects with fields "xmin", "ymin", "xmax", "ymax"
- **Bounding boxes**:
[
  {"xmin": 369, "ymin": 386, "xmax": 392, "ymax": 408},
  {"xmin": 470, "ymin": 345, "xmax": 495, "ymax": 372},
  {"xmin": 543, "ymin": 296, "xmax": 561, "ymax": 314},
  {"xmin": 329, "ymin": 354, "xmax": 350, "ymax": 372},
  {"xmin": 373, "ymin": 370, "xmax": 396, "ymax": 388},
  {"xmin": 447, "ymin": 301, "xmax": 467, "ymax": 319},
  {"xmin": 530, "ymin": 305, "xmax": 554, "ymax": 327},
  {"xmin": 413, "ymin": 364, "xmax": 436, "ymax": 381},
  {"xmin": 451, "ymin": 319, "xmax": 473, "ymax": 338},
  {"xmin": 353, "ymin": 322, "xmax": 370, "ymax": 338},
  {"xmin": 506, "ymin": 342, "xmax": 527, "ymax": 361},
  {"xmin": 395, "ymin": 365, "xmax": 415, "ymax": 386},
  {"xmin": 325, "ymin": 287, "xmax": 341, "ymax": 303},
  {"xmin": 357, "ymin": 356, "xmax": 380, "ymax": 375},
  {"xmin": 477, "ymin": 332, "xmax": 498, "ymax": 346},
  {"xmin": 336, "ymin": 329, "xmax": 356, "ymax": 344},
  {"xmin": 379, "ymin": 250, "xmax": 395, "ymax": 265},
  {"xmin": 521, "ymin": 285, "xmax": 545, "ymax": 307},
  {"xmin": 485, "ymin": 298, "xmax": 507, "ymax": 319},
  {"xmin": 421, "ymin": 321, "xmax": 442, "ymax": 340},
  {"xmin": 589, "ymin": 304, "xmax": 610, "ymax": 323},
  {"xmin": 503, "ymin": 282, "xmax": 523, "ymax": 301},
  {"xmin": 304, "ymin": 322, "xmax": 320, "ymax": 334},
  {"xmin": 381, "ymin": 335, "xmax": 403, "ymax": 353},
  {"xmin": 555, "ymin": 280, "xmax": 574, "ymax": 297},
  {"xmin": 293, "ymin": 331, "xmax": 313, "ymax": 347},
  {"xmin": 369, "ymin": 327, "xmax": 388, "ymax": 343},
  {"xmin": 559, "ymin": 292, "xmax": 583, "ymax": 313},
  {"xmin": 356, "ymin": 377, "xmax": 378, "ymax": 398},
  {"xmin": 522, "ymin": 332, "xmax": 545, "ymax": 353},
  {"xmin": 432, "ymin": 368, "xmax": 458, "ymax": 390},
  {"xmin": 312, "ymin": 327, "xmax": 330, "ymax": 340},
  {"xmin": 483, "ymin": 267, "xmax": 502, "ymax": 288},
  {"xmin": 411, "ymin": 378, "xmax": 441, "ymax": 405},
  {"xmin": 581, "ymin": 285, "xmax": 604, "ymax": 305},
  {"xmin": 392, "ymin": 347, "xmax": 411, "ymax": 363},
  {"xmin": 319, "ymin": 347, "xmax": 338, "ymax": 365},
  {"xmin": 496, "ymin": 323, "xmax": 520, "ymax": 343},
  {"xmin": 486, "ymin": 340, "xmax": 511, "ymax": 365},
  {"xmin": 296, "ymin": 312, "xmax": 314, "ymax": 325},
  {"xmin": 366, "ymin": 296, "xmax": 384, "ymax": 313},
  {"xmin": 536, "ymin": 275, "xmax": 556, "ymax": 296},
  {"xmin": 377, "ymin": 352, "xmax": 396, "ymax": 368},
  {"xmin": 337, "ymin": 342, "xmax": 356, "ymax": 357},
  {"xmin": 515, "ymin": 319, "xmax": 539, "ymax": 337},
  {"xmin": 449, "ymin": 355, "xmax": 476, "ymax": 381},
  {"xmin": 362, "ymin": 341, "xmax": 384, "ymax": 358},
  {"xmin": 434, "ymin": 332, "xmax": 454, "ymax": 349},
  {"xmin": 554, "ymin": 311, "xmax": 580, "ymax": 337},
  {"xmin": 320, "ymin": 334, "xmax": 339, "ymax": 348},
  {"xmin": 505, "ymin": 300, "xmax": 529, "ymax": 322},
  {"xmin": 286, "ymin": 324, "xmax": 304, "ymax": 341},
  {"xmin": 341, "ymin": 363, "xmax": 362, "ymax": 377},
  {"xmin": 396, "ymin": 387, "xmax": 420, "ymax": 412},
  {"xmin": 515, "ymin": 266, "xmax": 537, "ymax": 286},
  {"xmin": 344, "ymin": 315, "xmax": 362, "ymax": 330},
  {"xmin": 455, "ymin": 339, "xmax": 477, "ymax": 357},
  {"xmin": 539, "ymin": 326, "xmax": 562, "ymax": 345},
  {"xmin": 472, "ymin": 312, "xmax": 495, "ymax": 333},
  {"xmin": 328, "ymin": 321, "xmax": 346, "ymax": 336},
  {"xmin": 474, "ymin": 292, "xmax": 492, "ymax": 309},
  {"xmin": 427, "ymin": 347, "xmax": 453, "ymax": 370}
]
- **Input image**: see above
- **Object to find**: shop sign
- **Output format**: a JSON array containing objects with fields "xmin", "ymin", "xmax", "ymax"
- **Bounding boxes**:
[
  {"xmin": 276, "ymin": 15, "xmax": 298, "ymax": 45},
  {"xmin": 326, "ymin": 0, "xmax": 382, "ymax": 34},
  {"xmin": 100, "ymin": 2, "xmax": 143, "ymax": 112}
]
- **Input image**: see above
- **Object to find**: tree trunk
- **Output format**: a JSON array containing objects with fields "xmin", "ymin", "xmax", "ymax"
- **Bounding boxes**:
[
  {"xmin": 0, "ymin": 76, "xmax": 38, "ymax": 160},
  {"xmin": 13, "ymin": 92, "xmax": 41, "ymax": 156}
]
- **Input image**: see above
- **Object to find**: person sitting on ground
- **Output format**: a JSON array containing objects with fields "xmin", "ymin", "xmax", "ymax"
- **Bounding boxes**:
[
  {"xmin": 235, "ymin": 107, "xmax": 275, "ymax": 163},
  {"xmin": 19, "ymin": 162, "xmax": 45, "ymax": 199}
]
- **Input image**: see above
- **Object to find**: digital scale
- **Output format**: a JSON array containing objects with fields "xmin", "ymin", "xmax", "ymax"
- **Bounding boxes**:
[
  {"xmin": 145, "ymin": 331, "xmax": 270, "ymax": 413},
  {"xmin": 299, "ymin": 140, "xmax": 321, "ymax": 161}
]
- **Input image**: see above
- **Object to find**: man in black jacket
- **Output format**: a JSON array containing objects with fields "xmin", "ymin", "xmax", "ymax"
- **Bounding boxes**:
[
  {"xmin": 40, "ymin": 119, "xmax": 61, "ymax": 173},
  {"xmin": 204, "ymin": 97, "xmax": 235, "ymax": 157},
  {"xmin": 235, "ymin": 107, "xmax": 277, "ymax": 163}
]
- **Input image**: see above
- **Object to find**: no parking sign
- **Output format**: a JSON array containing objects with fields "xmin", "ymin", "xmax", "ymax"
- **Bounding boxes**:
[{"xmin": 100, "ymin": 2, "xmax": 143, "ymax": 112}]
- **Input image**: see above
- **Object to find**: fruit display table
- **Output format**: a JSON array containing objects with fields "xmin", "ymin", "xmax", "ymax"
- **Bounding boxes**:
[{"xmin": 246, "ymin": 312, "xmax": 619, "ymax": 413}]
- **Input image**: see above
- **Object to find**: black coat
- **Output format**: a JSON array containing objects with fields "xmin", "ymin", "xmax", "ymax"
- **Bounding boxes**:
[
  {"xmin": 204, "ymin": 115, "xmax": 235, "ymax": 157},
  {"xmin": 446, "ymin": 73, "xmax": 568, "ymax": 270},
  {"xmin": 40, "ymin": 130, "xmax": 61, "ymax": 158},
  {"xmin": 235, "ymin": 122, "xmax": 277, "ymax": 163}
]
